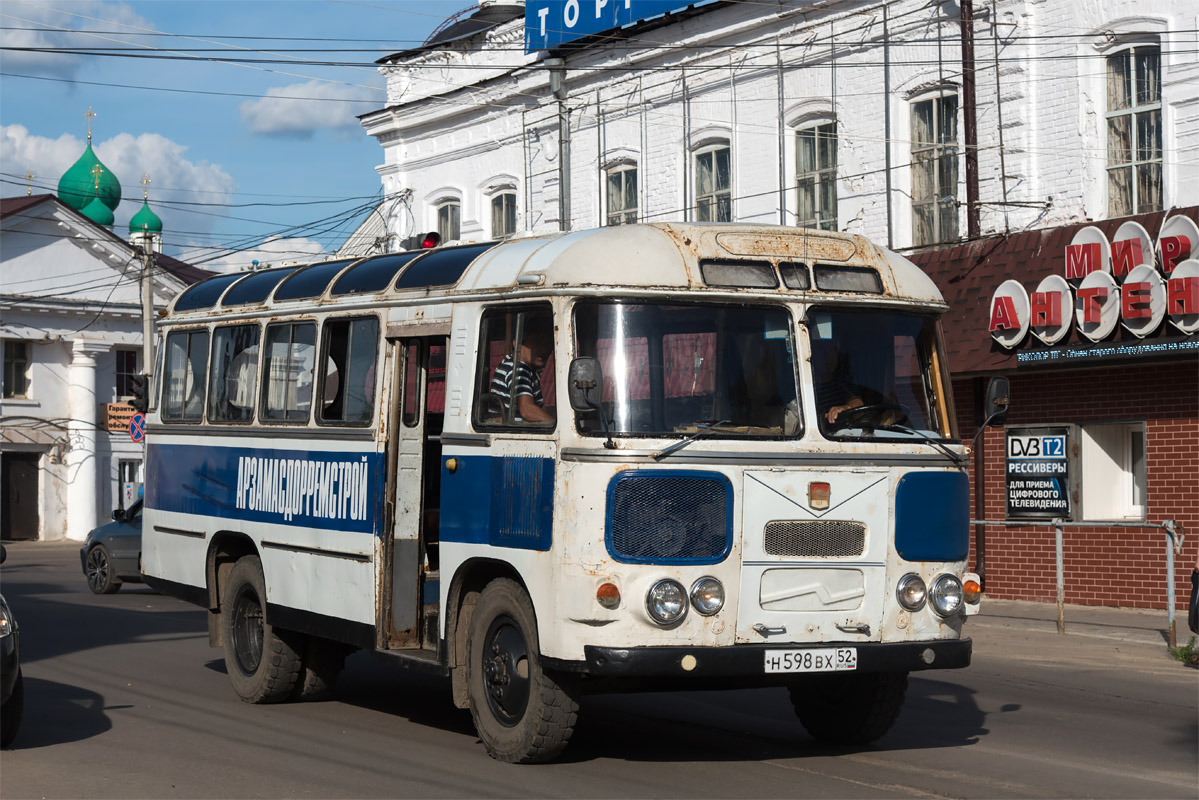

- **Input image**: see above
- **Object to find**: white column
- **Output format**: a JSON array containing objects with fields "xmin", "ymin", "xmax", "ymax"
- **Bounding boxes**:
[{"xmin": 65, "ymin": 338, "xmax": 107, "ymax": 542}]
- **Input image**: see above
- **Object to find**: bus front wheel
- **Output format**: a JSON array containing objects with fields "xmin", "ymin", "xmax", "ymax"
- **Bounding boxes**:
[
  {"xmin": 466, "ymin": 579, "xmax": 578, "ymax": 763},
  {"xmin": 789, "ymin": 671, "xmax": 908, "ymax": 745},
  {"xmin": 221, "ymin": 555, "xmax": 303, "ymax": 704}
]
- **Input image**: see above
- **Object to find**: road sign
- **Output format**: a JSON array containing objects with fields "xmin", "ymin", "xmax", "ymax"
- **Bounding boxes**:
[{"xmin": 129, "ymin": 413, "xmax": 146, "ymax": 443}]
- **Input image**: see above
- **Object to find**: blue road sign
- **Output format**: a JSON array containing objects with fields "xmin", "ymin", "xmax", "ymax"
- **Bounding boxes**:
[{"xmin": 129, "ymin": 413, "xmax": 146, "ymax": 443}]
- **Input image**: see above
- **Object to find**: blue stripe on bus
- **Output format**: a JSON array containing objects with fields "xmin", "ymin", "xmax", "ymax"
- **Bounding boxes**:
[
  {"xmin": 894, "ymin": 471, "xmax": 970, "ymax": 562},
  {"xmin": 439, "ymin": 455, "xmax": 554, "ymax": 551},
  {"xmin": 145, "ymin": 442, "xmax": 383, "ymax": 535}
]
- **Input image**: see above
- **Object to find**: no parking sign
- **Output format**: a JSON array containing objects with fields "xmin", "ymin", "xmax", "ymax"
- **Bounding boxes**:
[{"xmin": 129, "ymin": 413, "xmax": 146, "ymax": 443}]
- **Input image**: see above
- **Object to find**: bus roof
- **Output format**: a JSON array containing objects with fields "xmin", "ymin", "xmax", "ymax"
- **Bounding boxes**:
[{"xmin": 168, "ymin": 223, "xmax": 946, "ymax": 316}]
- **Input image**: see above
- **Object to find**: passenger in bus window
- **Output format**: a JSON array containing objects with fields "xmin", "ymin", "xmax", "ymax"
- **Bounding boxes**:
[
  {"xmin": 812, "ymin": 338, "xmax": 863, "ymax": 424},
  {"xmin": 491, "ymin": 326, "xmax": 554, "ymax": 423}
]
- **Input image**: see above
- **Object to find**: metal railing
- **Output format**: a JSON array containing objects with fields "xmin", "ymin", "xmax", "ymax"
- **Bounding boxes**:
[{"xmin": 970, "ymin": 518, "xmax": 1186, "ymax": 646}]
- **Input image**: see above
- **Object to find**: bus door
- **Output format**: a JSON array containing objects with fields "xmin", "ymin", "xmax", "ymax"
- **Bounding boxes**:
[{"xmin": 382, "ymin": 336, "xmax": 446, "ymax": 651}]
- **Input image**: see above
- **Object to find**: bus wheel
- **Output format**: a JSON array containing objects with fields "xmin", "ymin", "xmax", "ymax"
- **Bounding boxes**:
[
  {"xmin": 221, "ymin": 555, "xmax": 303, "ymax": 704},
  {"xmin": 789, "ymin": 671, "xmax": 908, "ymax": 745},
  {"xmin": 291, "ymin": 636, "xmax": 347, "ymax": 701},
  {"xmin": 466, "ymin": 579, "xmax": 578, "ymax": 763}
]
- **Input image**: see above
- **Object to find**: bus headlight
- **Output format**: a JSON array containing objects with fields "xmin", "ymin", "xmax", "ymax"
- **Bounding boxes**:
[
  {"xmin": 689, "ymin": 577, "xmax": 724, "ymax": 616},
  {"xmin": 896, "ymin": 574, "xmax": 927, "ymax": 611},
  {"xmin": 930, "ymin": 574, "xmax": 964, "ymax": 617},
  {"xmin": 646, "ymin": 579, "xmax": 688, "ymax": 625}
]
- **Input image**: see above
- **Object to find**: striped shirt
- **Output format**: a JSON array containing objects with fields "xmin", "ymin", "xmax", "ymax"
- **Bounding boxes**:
[{"xmin": 491, "ymin": 354, "xmax": 543, "ymax": 418}]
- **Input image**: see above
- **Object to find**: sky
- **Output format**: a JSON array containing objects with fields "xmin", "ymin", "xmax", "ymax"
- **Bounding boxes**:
[{"xmin": 0, "ymin": 0, "xmax": 465, "ymax": 272}]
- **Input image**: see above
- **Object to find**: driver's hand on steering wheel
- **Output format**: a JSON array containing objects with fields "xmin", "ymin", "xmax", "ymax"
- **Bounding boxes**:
[{"xmin": 826, "ymin": 398, "xmax": 863, "ymax": 423}]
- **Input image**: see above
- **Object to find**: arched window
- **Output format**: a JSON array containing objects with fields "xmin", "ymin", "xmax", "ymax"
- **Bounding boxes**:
[
  {"xmin": 910, "ymin": 93, "xmax": 959, "ymax": 246},
  {"xmin": 1106, "ymin": 44, "xmax": 1162, "ymax": 216},
  {"xmin": 605, "ymin": 162, "xmax": 638, "ymax": 226},
  {"xmin": 491, "ymin": 192, "xmax": 517, "ymax": 238},
  {"xmin": 436, "ymin": 198, "xmax": 460, "ymax": 242},
  {"xmin": 694, "ymin": 143, "xmax": 731, "ymax": 222},
  {"xmin": 795, "ymin": 121, "xmax": 838, "ymax": 231}
]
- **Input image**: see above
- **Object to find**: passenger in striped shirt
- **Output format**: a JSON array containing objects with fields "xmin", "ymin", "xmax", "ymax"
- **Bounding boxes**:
[{"xmin": 491, "ymin": 327, "xmax": 554, "ymax": 423}]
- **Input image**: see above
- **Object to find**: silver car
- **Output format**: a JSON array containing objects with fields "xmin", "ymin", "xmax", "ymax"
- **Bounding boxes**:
[{"xmin": 80, "ymin": 500, "xmax": 143, "ymax": 594}]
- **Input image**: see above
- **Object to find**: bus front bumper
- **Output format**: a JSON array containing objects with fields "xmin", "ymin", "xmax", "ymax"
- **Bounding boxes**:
[{"xmin": 548, "ymin": 638, "xmax": 971, "ymax": 678}]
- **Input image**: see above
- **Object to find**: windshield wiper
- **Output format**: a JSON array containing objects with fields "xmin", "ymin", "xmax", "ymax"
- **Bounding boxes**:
[
  {"xmin": 877, "ymin": 423, "xmax": 965, "ymax": 464},
  {"xmin": 652, "ymin": 419, "xmax": 732, "ymax": 461}
]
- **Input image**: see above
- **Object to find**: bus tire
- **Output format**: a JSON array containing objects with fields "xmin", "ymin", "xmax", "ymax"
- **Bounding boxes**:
[
  {"xmin": 789, "ymin": 671, "xmax": 908, "ymax": 745},
  {"xmin": 221, "ymin": 555, "xmax": 303, "ymax": 704},
  {"xmin": 466, "ymin": 579, "xmax": 578, "ymax": 763},
  {"xmin": 291, "ymin": 636, "xmax": 347, "ymax": 701}
]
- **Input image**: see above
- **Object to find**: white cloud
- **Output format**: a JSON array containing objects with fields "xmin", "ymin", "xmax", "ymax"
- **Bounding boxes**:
[
  {"xmin": 184, "ymin": 236, "xmax": 329, "ymax": 274},
  {"xmin": 0, "ymin": 0, "xmax": 152, "ymax": 78},
  {"xmin": 239, "ymin": 80, "xmax": 378, "ymax": 137},
  {"xmin": 1, "ymin": 122, "xmax": 235, "ymax": 244}
]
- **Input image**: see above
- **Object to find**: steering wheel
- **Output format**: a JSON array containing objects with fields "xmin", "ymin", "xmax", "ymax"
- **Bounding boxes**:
[{"xmin": 835, "ymin": 402, "xmax": 912, "ymax": 429}]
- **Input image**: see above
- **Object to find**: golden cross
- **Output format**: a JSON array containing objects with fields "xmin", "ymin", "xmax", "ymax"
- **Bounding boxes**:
[
  {"xmin": 141, "ymin": 173, "xmax": 152, "ymax": 200},
  {"xmin": 25, "ymin": 170, "xmax": 35, "ymax": 196},
  {"xmin": 91, "ymin": 163, "xmax": 104, "ymax": 192},
  {"xmin": 84, "ymin": 106, "xmax": 96, "ymax": 140}
]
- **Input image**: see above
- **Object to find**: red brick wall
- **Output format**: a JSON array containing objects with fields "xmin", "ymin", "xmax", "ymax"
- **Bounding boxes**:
[{"xmin": 955, "ymin": 360, "xmax": 1199, "ymax": 610}]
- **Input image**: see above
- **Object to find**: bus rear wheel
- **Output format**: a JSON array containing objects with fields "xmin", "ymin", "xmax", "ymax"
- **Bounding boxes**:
[
  {"xmin": 466, "ymin": 579, "xmax": 578, "ymax": 763},
  {"xmin": 221, "ymin": 555, "xmax": 303, "ymax": 704},
  {"xmin": 789, "ymin": 671, "xmax": 908, "ymax": 745}
]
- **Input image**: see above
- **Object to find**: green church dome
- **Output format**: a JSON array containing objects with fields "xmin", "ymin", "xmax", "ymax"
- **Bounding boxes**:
[
  {"xmin": 129, "ymin": 200, "xmax": 163, "ymax": 234},
  {"xmin": 57, "ymin": 142, "xmax": 121, "ymax": 213},
  {"xmin": 81, "ymin": 195, "xmax": 115, "ymax": 228}
]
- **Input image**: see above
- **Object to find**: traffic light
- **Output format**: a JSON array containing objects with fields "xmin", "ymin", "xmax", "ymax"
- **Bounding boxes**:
[
  {"xmin": 399, "ymin": 232, "xmax": 442, "ymax": 251},
  {"xmin": 128, "ymin": 373, "xmax": 149, "ymax": 413}
]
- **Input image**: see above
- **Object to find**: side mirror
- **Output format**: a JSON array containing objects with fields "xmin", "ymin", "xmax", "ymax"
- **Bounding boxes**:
[
  {"xmin": 568, "ymin": 357, "xmax": 603, "ymax": 411},
  {"xmin": 112, "ymin": 508, "xmax": 125, "ymax": 522},
  {"xmin": 984, "ymin": 376, "xmax": 1010, "ymax": 427}
]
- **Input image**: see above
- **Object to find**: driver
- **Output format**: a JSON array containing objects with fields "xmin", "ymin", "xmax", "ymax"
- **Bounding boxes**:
[{"xmin": 811, "ymin": 339, "xmax": 863, "ymax": 424}]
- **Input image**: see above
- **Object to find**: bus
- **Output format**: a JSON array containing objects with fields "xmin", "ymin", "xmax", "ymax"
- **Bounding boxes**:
[{"xmin": 141, "ymin": 222, "xmax": 1006, "ymax": 763}]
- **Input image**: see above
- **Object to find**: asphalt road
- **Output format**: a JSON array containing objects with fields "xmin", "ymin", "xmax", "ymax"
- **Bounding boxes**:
[{"xmin": 1, "ymin": 541, "xmax": 1195, "ymax": 799}]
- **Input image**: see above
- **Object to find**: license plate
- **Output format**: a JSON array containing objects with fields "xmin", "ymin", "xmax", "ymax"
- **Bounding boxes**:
[{"xmin": 764, "ymin": 647, "xmax": 857, "ymax": 673}]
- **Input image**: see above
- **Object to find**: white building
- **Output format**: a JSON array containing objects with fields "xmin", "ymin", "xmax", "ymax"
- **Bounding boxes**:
[
  {"xmin": 1, "ymin": 194, "xmax": 207, "ymax": 542},
  {"xmin": 361, "ymin": 0, "xmax": 1198, "ymax": 248}
]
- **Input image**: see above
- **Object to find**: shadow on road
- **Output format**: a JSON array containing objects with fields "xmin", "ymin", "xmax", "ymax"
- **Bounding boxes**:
[{"xmin": 2, "ymin": 675, "xmax": 116, "ymax": 750}]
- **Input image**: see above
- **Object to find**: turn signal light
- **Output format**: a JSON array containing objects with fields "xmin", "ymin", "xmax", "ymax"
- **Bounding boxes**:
[
  {"xmin": 809, "ymin": 482, "xmax": 830, "ymax": 510},
  {"xmin": 963, "ymin": 578, "xmax": 983, "ymax": 604},
  {"xmin": 596, "ymin": 582, "xmax": 621, "ymax": 609}
]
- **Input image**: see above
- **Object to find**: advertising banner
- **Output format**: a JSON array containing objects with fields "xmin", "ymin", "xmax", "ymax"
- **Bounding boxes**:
[
  {"xmin": 526, "ymin": 0, "xmax": 697, "ymax": 51},
  {"xmin": 1006, "ymin": 426, "xmax": 1072, "ymax": 519}
]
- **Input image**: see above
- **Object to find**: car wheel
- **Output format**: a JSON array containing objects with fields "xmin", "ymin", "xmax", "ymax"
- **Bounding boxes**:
[
  {"xmin": 1, "ymin": 668, "xmax": 23, "ymax": 749},
  {"xmin": 789, "ymin": 671, "xmax": 908, "ymax": 745},
  {"xmin": 291, "ymin": 636, "xmax": 348, "ymax": 701},
  {"xmin": 85, "ymin": 544, "xmax": 122, "ymax": 594},
  {"xmin": 221, "ymin": 555, "xmax": 302, "ymax": 704},
  {"xmin": 466, "ymin": 579, "xmax": 578, "ymax": 763}
]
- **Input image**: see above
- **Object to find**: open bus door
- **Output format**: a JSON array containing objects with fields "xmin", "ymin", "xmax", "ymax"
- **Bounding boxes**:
[{"xmin": 381, "ymin": 336, "xmax": 445, "ymax": 652}]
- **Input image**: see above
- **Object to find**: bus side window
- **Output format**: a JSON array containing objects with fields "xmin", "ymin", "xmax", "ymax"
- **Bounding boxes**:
[
  {"xmin": 473, "ymin": 305, "xmax": 555, "ymax": 429},
  {"xmin": 262, "ymin": 321, "xmax": 316, "ymax": 423},
  {"xmin": 162, "ymin": 329, "xmax": 209, "ymax": 422},
  {"xmin": 319, "ymin": 317, "xmax": 379, "ymax": 425},
  {"xmin": 208, "ymin": 324, "xmax": 260, "ymax": 424}
]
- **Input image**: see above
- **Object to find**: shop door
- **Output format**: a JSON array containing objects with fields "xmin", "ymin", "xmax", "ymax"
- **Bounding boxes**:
[{"xmin": 2, "ymin": 452, "xmax": 40, "ymax": 540}]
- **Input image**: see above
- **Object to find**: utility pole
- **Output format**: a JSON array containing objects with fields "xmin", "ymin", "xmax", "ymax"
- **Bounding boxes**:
[
  {"xmin": 961, "ymin": 0, "xmax": 980, "ymax": 238},
  {"xmin": 546, "ymin": 57, "xmax": 570, "ymax": 231}
]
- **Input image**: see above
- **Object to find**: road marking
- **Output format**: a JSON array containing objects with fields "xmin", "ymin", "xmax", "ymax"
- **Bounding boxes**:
[{"xmin": 764, "ymin": 759, "xmax": 958, "ymax": 799}]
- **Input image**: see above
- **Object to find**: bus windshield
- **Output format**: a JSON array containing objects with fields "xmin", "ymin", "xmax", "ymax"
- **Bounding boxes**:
[
  {"xmin": 808, "ymin": 308, "xmax": 957, "ymax": 441},
  {"xmin": 573, "ymin": 301, "xmax": 800, "ymax": 437}
]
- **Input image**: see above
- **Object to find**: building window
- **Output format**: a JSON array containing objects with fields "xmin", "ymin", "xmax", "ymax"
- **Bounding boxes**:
[
  {"xmin": 796, "ymin": 122, "xmax": 838, "ymax": 231},
  {"xmin": 115, "ymin": 349, "xmax": 139, "ymax": 399},
  {"xmin": 437, "ymin": 199, "xmax": 461, "ymax": 242},
  {"xmin": 1107, "ymin": 45, "xmax": 1162, "ymax": 217},
  {"xmin": 606, "ymin": 164, "xmax": 638, "ymax": 226},
  {"xmin": 3, "ymin": 340, "xmax": 30, "ymax": 398},
  {"xmin": 695, "ymin": 145, "xmax": 731, "ymax": 222},
  {"xmin": 1080, "ymin": 422, "xmax": 1147, "ymax": 520},
  {"xmin": 491, "ymin": 192, "xmax": 517, "ymax": 239},
  {"xmin": 911, "ymin": 94, "xmax": 959, "ymax": 246},
  {"xmin": 117, "ymin": 459, "xmax": 141, "ymax": 510}
]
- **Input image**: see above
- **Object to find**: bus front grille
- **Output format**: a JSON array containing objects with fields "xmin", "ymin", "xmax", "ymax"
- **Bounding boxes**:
[
  {"xmin": 607, "ymin": 473, "xmax": 732, "ymax": 564},
  {"xmin": 763, "ymin": 521, "xmax": 866, "ymax": 558}
]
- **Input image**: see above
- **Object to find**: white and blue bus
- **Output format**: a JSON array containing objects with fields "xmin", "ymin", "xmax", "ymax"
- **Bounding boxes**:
[{"xmin": 142, "ymin": 223, "xmax": 1006, "ymax": 763}]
